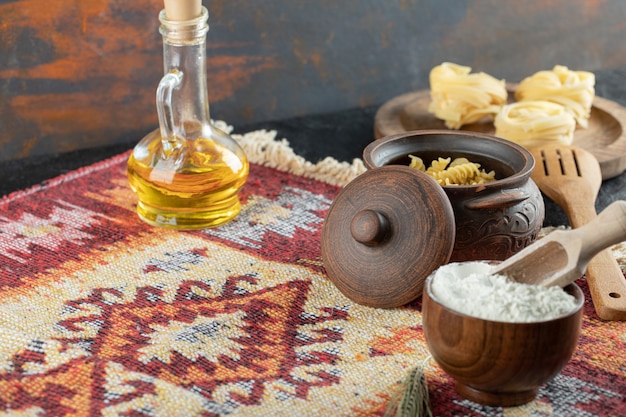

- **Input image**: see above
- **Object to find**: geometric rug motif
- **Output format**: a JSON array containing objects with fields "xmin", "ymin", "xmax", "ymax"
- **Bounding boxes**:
[{"xmin": 1, "ymin": 150, "xmax": 626, "ymax": 416}]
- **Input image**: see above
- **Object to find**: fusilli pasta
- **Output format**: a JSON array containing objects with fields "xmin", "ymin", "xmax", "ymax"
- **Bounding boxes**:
[{"xmin": 409, "ymin": 156, "xmax": 496, "ymax": 186}]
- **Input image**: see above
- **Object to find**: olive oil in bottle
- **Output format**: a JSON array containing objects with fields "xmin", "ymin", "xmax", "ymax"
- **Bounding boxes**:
[
  {"xmin": 127, "ymin": 2, "xmax": 248, "ymax": 229},
  {"xmin": 127, "ymin": 130, "xmax": 248, "ymax": 229}
]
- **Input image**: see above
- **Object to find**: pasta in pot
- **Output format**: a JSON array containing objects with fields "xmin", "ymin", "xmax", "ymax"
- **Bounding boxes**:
[{"xmin": 409, "ymin": 156, "xmax": 496, "ymax": 186}]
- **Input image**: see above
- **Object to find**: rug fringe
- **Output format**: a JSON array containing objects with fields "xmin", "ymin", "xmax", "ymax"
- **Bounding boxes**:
[{"xmin": 214, "ymin": 120, "xmax": 366, "ymax": 187}]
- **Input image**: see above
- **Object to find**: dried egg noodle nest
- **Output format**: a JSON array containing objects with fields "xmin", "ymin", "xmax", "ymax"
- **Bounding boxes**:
[
  {"xmin": 428, "ymin": 62, "xmax": 508, "ymax": 129},
  {"xmin": 494, "ymin": 100, "xmax": 576, "ymax": 148},
  {"xmin": 515, "ymin": 65, "xmax": 595, "ymax": 128}
]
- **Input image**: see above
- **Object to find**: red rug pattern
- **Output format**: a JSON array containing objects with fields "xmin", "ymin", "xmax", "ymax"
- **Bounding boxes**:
[{"xmin": 0, "ymin": 152, "xmax": 625, "ymax": 416}]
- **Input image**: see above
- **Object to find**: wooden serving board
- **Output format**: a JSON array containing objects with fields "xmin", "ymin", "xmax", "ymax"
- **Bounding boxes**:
[{"xmin": 374, "ymin": 87, "xmax": 626, "ymax": 180}]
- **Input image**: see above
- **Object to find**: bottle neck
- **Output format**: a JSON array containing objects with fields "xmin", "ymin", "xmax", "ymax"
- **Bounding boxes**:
[{"xmin": 158, "ymin": 7, "xmax": 211, "ymax": 139}]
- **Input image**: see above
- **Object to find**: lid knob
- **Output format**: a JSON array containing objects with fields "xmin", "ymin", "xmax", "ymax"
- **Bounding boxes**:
[{"xmin": 350, "ymin": 209, "xmax": 390, "ymax": 246}]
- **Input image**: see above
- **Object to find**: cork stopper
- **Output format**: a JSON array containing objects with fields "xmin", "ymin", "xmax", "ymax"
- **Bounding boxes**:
[{"xmin": 163, "ymin": 0, "xmax": 202, "ymax": 21}]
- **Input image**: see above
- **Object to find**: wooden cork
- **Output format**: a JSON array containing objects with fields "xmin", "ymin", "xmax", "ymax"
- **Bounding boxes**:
[{"xmin": 163, "ymin": 0, "xmax": 202, "ymax": 21}]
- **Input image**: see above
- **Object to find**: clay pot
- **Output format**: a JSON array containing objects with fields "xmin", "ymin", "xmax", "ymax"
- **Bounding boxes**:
[
  {"xmin": 422, "ymin": 270, "xmax": 584, "ymax": 406},
  {"xmin": 363, "ymin": 130, "xmax": 545, "ymax": 262}
]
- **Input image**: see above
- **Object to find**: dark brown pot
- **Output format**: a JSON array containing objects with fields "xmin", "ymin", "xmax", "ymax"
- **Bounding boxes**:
[{"xmin": 363, "ymin": 130, "xmax": 545, "ymax": 262}]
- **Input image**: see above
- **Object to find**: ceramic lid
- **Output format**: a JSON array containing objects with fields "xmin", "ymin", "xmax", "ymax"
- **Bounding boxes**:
[{"xmin": 321, "ymin": 165, "xmax": 456, "ymax": 308}]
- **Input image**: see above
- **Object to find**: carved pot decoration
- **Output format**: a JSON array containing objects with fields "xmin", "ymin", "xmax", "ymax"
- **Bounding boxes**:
[{"xmin": 362, "ymin": 130, "xmax": 545, "ymax": 262}]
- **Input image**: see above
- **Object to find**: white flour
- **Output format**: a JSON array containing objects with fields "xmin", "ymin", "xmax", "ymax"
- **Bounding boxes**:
[{"xmin": 430, "ymin": 261, "xmax": 579, "ymax": 323}]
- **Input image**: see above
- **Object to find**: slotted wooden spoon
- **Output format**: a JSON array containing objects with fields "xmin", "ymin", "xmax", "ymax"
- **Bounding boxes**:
[
  {"xmin": 528, "ymin": 144, "xmax": 626, "ymax": 320},
  {"xmin": 492, "ymin": 200, "xmax": 626, "ymax": 288}
]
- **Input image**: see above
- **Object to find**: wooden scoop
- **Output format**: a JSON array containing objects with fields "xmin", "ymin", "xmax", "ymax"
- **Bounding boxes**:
[
  {"xmin": 528, "ymin": 144, "xmax": 626, "ymax": 320},
  {"xmin": 492, "ymin": 200, "xmax": 626, "ymax": 287}
]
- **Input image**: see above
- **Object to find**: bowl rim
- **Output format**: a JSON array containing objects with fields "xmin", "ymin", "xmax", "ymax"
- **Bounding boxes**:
[
  {"xmin": 423, "ymin": 266, "xmax": 585, "ymax": 324},
  {"xmin": 363, "ymin": 129, "xmax": 535, "ymax": 189}
]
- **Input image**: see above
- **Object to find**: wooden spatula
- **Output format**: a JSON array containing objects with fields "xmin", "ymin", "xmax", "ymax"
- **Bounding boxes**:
[
  {"xmin": 492, "ymin": 200, "xmax": 626, "ymax": 288},
  {"xmin": 528, "ymin": 144, "xmax": 626, "ymax": 320}
]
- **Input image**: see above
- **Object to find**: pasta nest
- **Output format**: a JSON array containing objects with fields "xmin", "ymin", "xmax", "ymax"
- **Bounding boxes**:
[
  {"xmin": 428, "ymin": 62, "xmax": 508, "ymax": 129},
  {"xmin": 494, "ymin": 100, "xmax": 576, "ymax": 148},
  {"xmin": 515, "ymin": 65, "xmax": 595, "ymax": 128}
]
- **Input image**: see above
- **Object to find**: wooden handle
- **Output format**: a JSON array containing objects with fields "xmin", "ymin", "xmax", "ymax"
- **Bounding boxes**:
[
  {"xmin": 586, "ymin": 250, "xmax": 626, "ymax": 320},
  {"xmin": 569, "ymin": 200, "xmax": 626, "ymax": 320},
  {"xmin": 575, "ymin": 201, "xmax": 626, "ymax": 264},
  {"xmin": 565, "ymin": 201, "xmax": 598, "ymax": 229}
]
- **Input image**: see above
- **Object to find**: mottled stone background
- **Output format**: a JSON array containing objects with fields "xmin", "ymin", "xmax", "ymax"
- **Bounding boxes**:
[{"xmin": 1, "ymin": 0, "xmax": 625, "ymax": 160}]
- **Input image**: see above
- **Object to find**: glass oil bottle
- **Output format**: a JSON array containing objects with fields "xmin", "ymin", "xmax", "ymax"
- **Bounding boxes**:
[{"xmin": 127, "ymin": 3, "xmax": 248, "ymax": 229}]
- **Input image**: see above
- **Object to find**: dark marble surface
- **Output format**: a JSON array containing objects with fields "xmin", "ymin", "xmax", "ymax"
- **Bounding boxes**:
[{"xmin": 2, "ymin": 67, "xmax": 626, "ymax": 228}]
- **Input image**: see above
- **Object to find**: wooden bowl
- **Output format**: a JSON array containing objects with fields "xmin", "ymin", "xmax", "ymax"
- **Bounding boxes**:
[
  {"xmin": 422, "ymin": 271, "xmax": 584, "ymax": 407},
  {"xmin": 363, "ymin": 130, "xmax": 545, "ymax": 262}
]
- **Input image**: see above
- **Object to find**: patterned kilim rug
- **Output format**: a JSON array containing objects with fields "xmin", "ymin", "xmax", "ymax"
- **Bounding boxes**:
[{"xmin": 1, "ymin": 125, "xmax": 626, "ymax": 416}]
